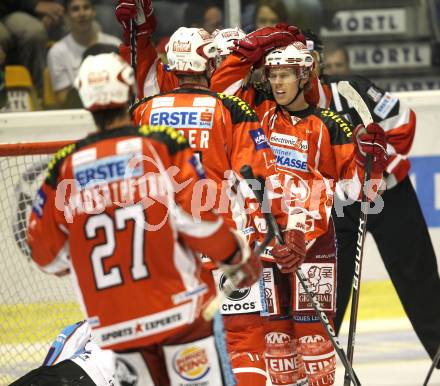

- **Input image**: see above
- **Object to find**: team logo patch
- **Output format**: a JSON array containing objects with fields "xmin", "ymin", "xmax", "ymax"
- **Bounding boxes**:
[
  {"xmin": 73, "ymin": 153, "xmax": 143, "ymax": 188},
  {"xmin": 172, "ymin": 346, "xmax": 210, "ymax": 381},
  {"xmin": 32, "ymin": 188, "xmax": 46, "ymax": 218},
  {"xmin": 250, "ymin": 128, "xmax": 270, "ymax": 150},
  {"xmin": 272, "ymin": 145, "xmax": 308, "ymax": 171}
]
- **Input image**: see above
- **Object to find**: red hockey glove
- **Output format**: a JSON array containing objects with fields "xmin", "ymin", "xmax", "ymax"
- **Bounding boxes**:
[
  {"xmin": 272, "ymin": 228, "xmax": 306, "ymax": 273},
  {"xmin": 353, "ymin": 123, "xmax": 388, "ymax": 174},
  {"xmin": 115, "ymin": 0, "xmax": 156, "ymax": 44},
  {"xmin": 221, "ymin": 230, "xmax": 262, "ymax": 289},
  {"xmin": 232, "ymin": 25, "xmax": 300, "ymax": 66},
  {"xmin": 275, "ymin": 23, "xmax": 306, "ymax": 44}
]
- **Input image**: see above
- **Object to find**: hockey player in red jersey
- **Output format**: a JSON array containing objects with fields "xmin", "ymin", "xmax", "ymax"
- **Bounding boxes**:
[
  {"xmin": 210, "ymin": 32, "xmax": 389, "ymax": 385},
  {"xmin": 114, "ymin": 4, "xmax": 315, "ymax": 384},
  {"xmin": 304, "ymin": 32, "xmax": 440, "ymax": 364},
  {"xmin": 130, "ymin": 26, "xmax": 294, "ymax": 236},
  {"xmin": 27, "ymin": 52, "xmax": 263, "ymax": 385},
  {"xmin": 114, "ymin": 0, "xmax": 299, "ymax": 100}
]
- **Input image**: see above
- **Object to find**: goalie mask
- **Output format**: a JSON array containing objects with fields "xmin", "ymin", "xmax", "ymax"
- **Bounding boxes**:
[
  {"xmin": 166, "ymin": 27, "xmax": 218, "ymax": 74},
  {"xmin": 74, "ymin": 53, "xmax": 135, "ymax": 111},
  {"xmin": 265, "ymin": 42, "xmax": 314, "ymax": 80}
]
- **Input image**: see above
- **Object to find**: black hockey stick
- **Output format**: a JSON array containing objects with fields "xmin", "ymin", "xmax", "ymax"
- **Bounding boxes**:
[
  {"xmin": 423, "ymin": 345, "xmax": 440, "ymax": 385},
  {"xmin": 201, "ymin": 167, "xmax": 276, "ymax": 321},
  {"xmin": 129, "ymin": 18, "xmax": 137, "ymax": 106},
  {"xmin": 240, "ymin": 165, "xmax": 361, "ymax": 386},
  {"xmin": 337, "ymin": 81, "xmax": 375, "ymax": 386}
]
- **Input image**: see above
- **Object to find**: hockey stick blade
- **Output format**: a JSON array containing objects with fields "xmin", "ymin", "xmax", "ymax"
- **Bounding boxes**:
[{"xmin": 337, "ymin": 81, "xmax": 373, "ymax": 126}]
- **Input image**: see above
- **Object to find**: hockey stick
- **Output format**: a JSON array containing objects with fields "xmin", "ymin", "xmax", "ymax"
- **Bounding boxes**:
[
  {"xmin": 239, "ymin": 165, "xmax": 361, "ymax": 386},
  {"xmin": 337, "ymin": 81, "xmax": 374, "ymax": 386},
  {"xmin": 202, "ymin": 166, "xmax": 276, "ymax": 321},
  {"xmin": 129, "ymin": 18, "xmax": 137, "ymax": 105},
  {"xmin": 423, "ymin": 345, "xmax": 440, "ymax": 385}
]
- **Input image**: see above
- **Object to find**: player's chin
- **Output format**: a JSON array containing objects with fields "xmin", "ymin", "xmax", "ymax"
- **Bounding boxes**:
[{"xmin": 273, "ymin": 93, "xmax": 289, "ymax": 105}]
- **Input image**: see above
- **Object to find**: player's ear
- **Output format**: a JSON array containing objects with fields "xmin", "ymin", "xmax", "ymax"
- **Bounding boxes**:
[{"xmin": 300, "ymin": 78, "xmax": 309, "ymax": 89}]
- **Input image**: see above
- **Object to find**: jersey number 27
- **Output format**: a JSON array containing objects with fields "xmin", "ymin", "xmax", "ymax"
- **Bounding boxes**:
[{"xmin": 85, "ymin": 205, "xmax": 148, "ymax": 290}]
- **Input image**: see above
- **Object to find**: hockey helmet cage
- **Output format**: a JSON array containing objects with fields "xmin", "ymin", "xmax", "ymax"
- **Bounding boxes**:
[
  {"xmin": 166, "ymin": 27, "xmax": 218, "ymax": 74},
  {"xmin": 212, "ymin": 27, "xmax": 246, "ymax": 56},
  {"xmin": 265, "ymin": 42, "xmax": 314, "ymax": 79},
  {"xmin": 74, "ymin": 53, "xmax": 135, "ymax": 111}
]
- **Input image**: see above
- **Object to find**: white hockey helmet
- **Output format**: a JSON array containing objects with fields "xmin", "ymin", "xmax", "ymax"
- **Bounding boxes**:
[
  {"xmin": 166, "ymin": 27, "xmax": 218, "ymax": 74},
  {"xmin": 212, "ymin": 27, "xmax": 245, "ymax": 56},
  {"xmin": 265, "ymin": 41, "xmax": 314, "ymax": 79},
  {"xmin": 74, "ymin": 53, "xmax": 135, "ymax": 111}
]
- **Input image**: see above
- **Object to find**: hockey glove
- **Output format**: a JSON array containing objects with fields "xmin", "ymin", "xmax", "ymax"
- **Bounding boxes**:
[
  {"xmin": 353, "ymin": 123, "xmax": 388, "ymax": 174},
  {"xmin": 232, "ymin": 25, "xmax": 301, "ymax": 66},
  {"xmin": 220, "ymin": 230, "xmax": 262, "ymax": 289},
  {"xmin": 272, "ymin": 213, "xmax": 307, "ymax": 273},
  {"xmin": 275, "ymin": 23, "xmax": 306, "ymax": 43},
  {"xmin": 115, "ymin": 0, "xmax": 156, "ymax": 44}
]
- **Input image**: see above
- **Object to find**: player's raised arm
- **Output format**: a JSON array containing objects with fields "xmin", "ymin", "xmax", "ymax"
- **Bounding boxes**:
[{"xmin": 116, "ymin": 0, "xmax": 178, "ymax": 98}]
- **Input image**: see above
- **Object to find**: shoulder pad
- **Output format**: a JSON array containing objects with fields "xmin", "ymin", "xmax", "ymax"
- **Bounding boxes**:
[
  {"xmin": 317, "ymin": 109, "xmax": 354, "ymax": 145},
  {"xmin": 46, "ymin": 143, "xmax": 76, "ymax": 188},
  {"xmin": 129, "ymin": 95, "xmax": 155, "ymax": 116},
  {"xmin": 216, "ymin": 93, "xmax": 259, "ymax": 124},
  {"xmin": 138, "ymin": 125, "xmax": 189, "ymax": 155}
]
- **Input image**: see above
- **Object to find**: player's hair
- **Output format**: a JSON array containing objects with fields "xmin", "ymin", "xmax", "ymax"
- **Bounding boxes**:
[
  {"xmin": 82, "ymin": 43, "xmax": 119, "ymax": 61},
  {"xmin": 92, "ymin": 107, "xmax": 128, "ymax": 132}
]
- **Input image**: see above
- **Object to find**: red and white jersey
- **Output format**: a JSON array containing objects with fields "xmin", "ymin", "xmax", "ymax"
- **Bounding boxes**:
[
  {"xmin": 210, "ymin": 54, "xmax": 379, "ymax": 242},
  {"xmin": 121, "ymin": 37, "xmax": 288, "ymax": 241},
  {"xmin": 264, "ymin": 106, "xmax": 367, "ymax": 242},
  {"xmin": 320, "ymin": 75, "xmax": 416, "ymax": 188},
  {"xmin": 131, "ymin": 88, "xmax": 287, "ymax": 241},
  {"xmin": 27, "ymin": 125, "xmax": 239, "ymax": 351}
]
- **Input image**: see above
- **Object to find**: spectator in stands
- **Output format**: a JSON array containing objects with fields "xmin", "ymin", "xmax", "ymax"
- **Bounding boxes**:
[
  {"xmin": 0, "ymin": 1, "xmax": 65, "ymax": 96},
  {"xmin": 253, "ymin": 0, "xmax": 288, "ymax": 29},
  {"xmin": 183, "ymin": 0, "xmax": 223, "ymax": 33},
  {"xmin": 322, "ymin": 43, "xmax": 350, "ymax": 76},
  {"xmin": 47, "ymin": 0, "xmax": 120, "ymax": 106}
]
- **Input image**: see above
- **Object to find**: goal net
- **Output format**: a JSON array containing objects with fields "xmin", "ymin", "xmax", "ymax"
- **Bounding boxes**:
[{"xmin": 0, "ymin": 142, "xmax": 84, "ymax": 385}]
